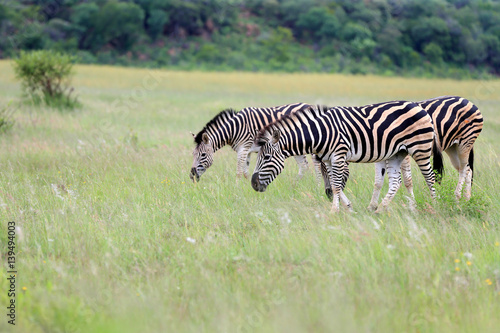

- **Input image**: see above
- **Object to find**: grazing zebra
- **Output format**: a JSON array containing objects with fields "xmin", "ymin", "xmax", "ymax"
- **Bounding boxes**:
[
  {"xmin": 251, "ymin": 101, "xmax": 443, "ymax": 213},
  {"xmin": 361, "ymin": 96, "xmax": 483, "ymax": 210},
  {"xmin": 190, "ymin": 103, "xmax": 324, "ymax": 182}
]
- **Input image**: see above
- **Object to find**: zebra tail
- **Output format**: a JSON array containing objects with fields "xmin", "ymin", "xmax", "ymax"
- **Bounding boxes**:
[
  {"xmin": 433, "ymin": 139, "xmax": 444, "ymax": 184},
  {"xmin": 469, "ymin": 148, "xmax": 474, "ymax": 186}
]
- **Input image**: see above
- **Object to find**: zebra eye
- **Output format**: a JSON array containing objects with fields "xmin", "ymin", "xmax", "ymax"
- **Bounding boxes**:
[
  {"xmin": 201, "ymin": 153, "xmax": 207, "ymax": 157},
  {"xmin": 263, "ymin": 154, "xmax": 272, "ymax": 161}
]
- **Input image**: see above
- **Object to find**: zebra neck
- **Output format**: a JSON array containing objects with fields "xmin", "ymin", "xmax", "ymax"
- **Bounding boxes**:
[
  {"xmin": 280, "ymin": 131, "xmax": 314, "ymax": 157},
  {"xmin": 280, "ymin": 142, "xmax": 311, "ymax": 157},
  {"xmin": 209, "ymin": 121, "xmax": 239, "ymax": 152}
]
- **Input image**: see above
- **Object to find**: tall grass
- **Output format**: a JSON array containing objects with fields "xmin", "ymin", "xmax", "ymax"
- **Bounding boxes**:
[{"xmin": 0, "ymin": 60, "xmax": 499, "ymax": 333}]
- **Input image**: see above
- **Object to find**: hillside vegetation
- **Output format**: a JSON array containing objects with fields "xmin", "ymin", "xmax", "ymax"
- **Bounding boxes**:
[{"xmin": 1, "ymin": 0, "xmax": 500, "ymax": 77}]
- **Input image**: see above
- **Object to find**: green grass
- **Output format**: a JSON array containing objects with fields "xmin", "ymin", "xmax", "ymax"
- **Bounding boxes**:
[{"xmin": 0, "ymin": 60, "xmax": 499, "ymax": 333}]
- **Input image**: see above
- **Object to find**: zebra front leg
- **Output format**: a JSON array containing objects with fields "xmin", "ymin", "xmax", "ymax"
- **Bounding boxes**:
[
  {"xmin": 374, "ymin": 155, "xmax": 405, "ymax": 214},
  {"xmin": 318, "ymin": 158, "xmax": 333, "ymax": 200},
  {"xmin": 367, "ymin": 161, "xmax": 386, "ymax": 211},
  {"xmin": 327, "ymin": 154, "xmax": 349, "ymax": 213},
  {"xmin": 244, "ymin": 152, "xmax": 252, "ymax": 178},
  {"xmin": 293, "ymin": 155, "xmax": 309, "ymax": 180},
  {"xmin": 236, "ymin": 149, "xmax": 250, "ymax": 178},
  {"xmin": 320, "ymin": 158, "xmax": 350, "ymax": 201}
]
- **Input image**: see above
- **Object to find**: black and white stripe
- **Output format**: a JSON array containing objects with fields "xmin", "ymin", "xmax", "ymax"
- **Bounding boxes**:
[
  {"xmin": 190, "ymin": 103, "xmax": 323, "ymax": 182},
  {"xmin": 252, "ymin": 100, "xmax": 443, "ymax": 213},
  {"xmin": 365, "ymin": 96, "xmax": 483, "ymax": 209}
]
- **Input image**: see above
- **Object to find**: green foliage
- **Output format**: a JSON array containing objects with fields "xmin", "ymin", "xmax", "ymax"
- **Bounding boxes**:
[
  {"xmin": 147, "ymin": 9, "xmax": 169, "ymax": 40},
  {"xmin": 423, "ymin": 42, "xmax": 444, "ymax": 63},
  {"xmin": 1, "ymin": 0, "xmax": 500, "ymax": 77},
  {"xmin": 261, "ymin": 27, "xmax": 294, "ymax": 64},
  {"xmin": 13, "ymin": 50, "xmax": 79, "ymax": 109},
  {"xmin": 92, "ymin": 2, "xmax": 145, "ymax": 52}
]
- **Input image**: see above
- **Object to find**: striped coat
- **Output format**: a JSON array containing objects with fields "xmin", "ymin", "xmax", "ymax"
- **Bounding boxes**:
[{"xmin": 252, "ymin": 100, "xmax": 442, "ymax": 213}]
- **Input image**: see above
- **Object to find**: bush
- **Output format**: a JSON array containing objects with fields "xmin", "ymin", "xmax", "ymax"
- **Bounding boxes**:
[{"xmin": 13, "ymin": 50, "xmax": 79, "ymax": 109}]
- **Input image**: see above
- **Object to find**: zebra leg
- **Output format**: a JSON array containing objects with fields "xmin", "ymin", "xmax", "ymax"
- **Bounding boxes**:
[
  {"xmin": 374, "ymin": 155, "xmax": 405, "ymax": 214},
  {"xmin": 455, "ymin": 148, "xmax": 472, "ymax": 201},
  {"xmin": 236, "ymin": 148, "xmax": 250, "ymax": 178},
  {"xmin": 412, "ymin": 151, "xmax": 437, "ymax": 200},
  {"xmin": 327, "ymin": 154, "xmax": 349, "ymax": 213},
  {"xmin": 444, "ymin": 145, "xmax": 464, "ymax": 201},
  {"xmin": 318, "ymin": 157, "xmax": 333, "ymax": 200},
  {"xmin": 464, "ymin": 163, "xmax": 473, "ymax": 201},
  {"xmin": 293, "ymin": 155, "xmax": 309, "ymax": 179},
  {"xmin": 367, "ymin": 161, "xmax": 387, "ymax": 211},
  {"xmin": 312, "ymin": 154, "xmax": 324, "ymax": 185},
  {"xmin": 401, "ymin": 155, "xmax": 416, "ymax": 210},
  {"xmin": 464, "ymin": 147, "xmax": 475, "ymax": 201},
  {"xmin": 320, "ymin": 158, "xmax": 350, "ymax": 201}
]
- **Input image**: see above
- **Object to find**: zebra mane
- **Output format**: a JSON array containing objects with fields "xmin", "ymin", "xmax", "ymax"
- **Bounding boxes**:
[
  {"xmin": 194, "ymin": 108, "xmax": 237, "ymax": 145},
  {"xmin": 256, "ymin": 104, "xmax": 330, "ymax": 146}
]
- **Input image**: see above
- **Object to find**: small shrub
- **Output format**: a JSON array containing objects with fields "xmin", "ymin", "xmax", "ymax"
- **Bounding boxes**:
[
  {"xmin": 0, "ymin": 103, "xmax": 15, "ymax": 134},
  {"xmin": 13, "ymin": 50, "xmax": 80, "ymax": 109}
]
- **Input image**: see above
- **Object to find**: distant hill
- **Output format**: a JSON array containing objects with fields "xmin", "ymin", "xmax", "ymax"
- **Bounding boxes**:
[{"xmin": 1, "ymin": 0, "xmax": 499, "ymax": 78}]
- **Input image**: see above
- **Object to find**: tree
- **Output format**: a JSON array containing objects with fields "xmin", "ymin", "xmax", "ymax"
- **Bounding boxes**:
[
  {"xmin": 147, "ymin": 9, "xmax": 169, "ymax": 40},
  {"xmin": 423, "ymin": 42, "xmax": 444, "ymax": 63},
  {"xmin": 93, "ymin": 2, "xmax": 145, "ymax": 51},
  {"xmin": 296, "ymin": 7, "xmax": 340, "ymax": 42}
]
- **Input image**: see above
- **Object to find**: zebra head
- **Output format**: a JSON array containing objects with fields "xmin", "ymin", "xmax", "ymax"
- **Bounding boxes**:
[
  {"xmin": 252, "ymin": 129, "xmax": 285, "ymax": 192},
  {"xmin": 190, "ymin": 132, "xmax": 214, "ymax": 182}
]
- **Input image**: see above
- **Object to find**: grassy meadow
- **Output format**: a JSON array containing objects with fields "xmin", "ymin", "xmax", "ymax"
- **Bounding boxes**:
[{"xmin": 0, "ymin": 60, "xmax": 499, "ymax": 333}]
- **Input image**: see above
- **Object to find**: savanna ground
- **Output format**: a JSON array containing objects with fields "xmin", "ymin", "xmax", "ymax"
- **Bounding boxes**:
[{"xmin": 0, "ymin": 60, "xmax": 499, "ymax": 333}]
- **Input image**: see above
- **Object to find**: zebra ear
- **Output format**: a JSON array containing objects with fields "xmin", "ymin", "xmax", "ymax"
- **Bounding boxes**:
[
  {"xmin": 202, "ymin": 133, "xmax": 210, "ymax": 144},
  {"xmin": 272, "ymin": 129, "xmax": 280, "ymax": 144}
]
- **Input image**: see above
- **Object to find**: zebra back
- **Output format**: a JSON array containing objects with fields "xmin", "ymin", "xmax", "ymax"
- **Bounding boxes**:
[
  {"xmin": 257, "ymin": 100, "xmax": 435, "ymax": 164},
  {"xmin": 418, "ymin": 96, "xmax": 483, "ymax": 152}
]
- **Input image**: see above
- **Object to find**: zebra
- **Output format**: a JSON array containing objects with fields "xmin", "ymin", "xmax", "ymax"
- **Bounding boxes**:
[
  {"xmin": 321, "ymin": 96, "xmax": 483, "ymax": 210},
  {"xmin": 190, "ymin": 103, "xmax": 324, "ymax": 182},
  {"xmin": 251, "ymin": 101, "xmax": 443, "ymax": 213},
  {"xmin": 366, "ymin": 96, "xmax": 483, "ymax": 209}
]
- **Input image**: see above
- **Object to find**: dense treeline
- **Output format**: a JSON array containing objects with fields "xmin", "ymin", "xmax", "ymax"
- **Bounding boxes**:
[{"xmin": 1, "ymin": 0, "xmax": 500, "ymax": 78}]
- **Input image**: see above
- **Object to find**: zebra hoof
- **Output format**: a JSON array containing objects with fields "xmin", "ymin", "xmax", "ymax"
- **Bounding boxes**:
[
  {"xmin": 367, "ymin": 204, "xmax": 378, "ymax": 212},
  {"xmin": 325, "ymin": 188, "xmax": 333, "ymax": 201}
]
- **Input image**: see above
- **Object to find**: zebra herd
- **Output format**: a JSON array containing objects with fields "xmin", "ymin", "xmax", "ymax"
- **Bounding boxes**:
[{"xmin": 190, "ymin": 96, "xmax": 483, "ymax": 213}]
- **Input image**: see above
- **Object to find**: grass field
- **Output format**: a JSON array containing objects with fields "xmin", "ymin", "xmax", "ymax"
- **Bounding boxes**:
[{"xmin": 0, "ymin": 60, "xmax": 499, "ymax": 333}]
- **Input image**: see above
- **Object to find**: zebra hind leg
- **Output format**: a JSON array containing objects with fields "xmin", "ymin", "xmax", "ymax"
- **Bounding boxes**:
[
  {"xmin": 327, "ymin": 155, "xmax": 349, "ymax": 213},
  {"xmin": 374, "ymin": 155, "xmax": 405, "ymax": 214},
  {"xmin": 463, "ymin": 148, "xmax": 474, "ymax": 201},
  {"xmin": 444, "ymin": 144, "xmax": 469, "ymax": 201},
  {"xmin": 455, "ymin": 148, "xmax": 472, "ymax": 201},
  {"xmin": 401, "ymin": 155, "xmax": 416, "ymax": 210},
  {"xmin": 293, "ymin": 155, "xmax": 309, "ymax": 180},
  {"xmin": 412, "ymin": 152, "xmax": 437, "ymax": 200},
  {"xmin": 367, "ymin": 161, "xmax": 387, "ymax": 211}
]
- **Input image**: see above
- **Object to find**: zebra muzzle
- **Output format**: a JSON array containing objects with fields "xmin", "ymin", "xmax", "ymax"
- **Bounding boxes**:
[
  {"xmin": 251, "ymin": 173, "xmax": 267, "ymax": 192},
  {"xmin": 190, "ymin": 168, "xmax": 200, "ymax": 182}
]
